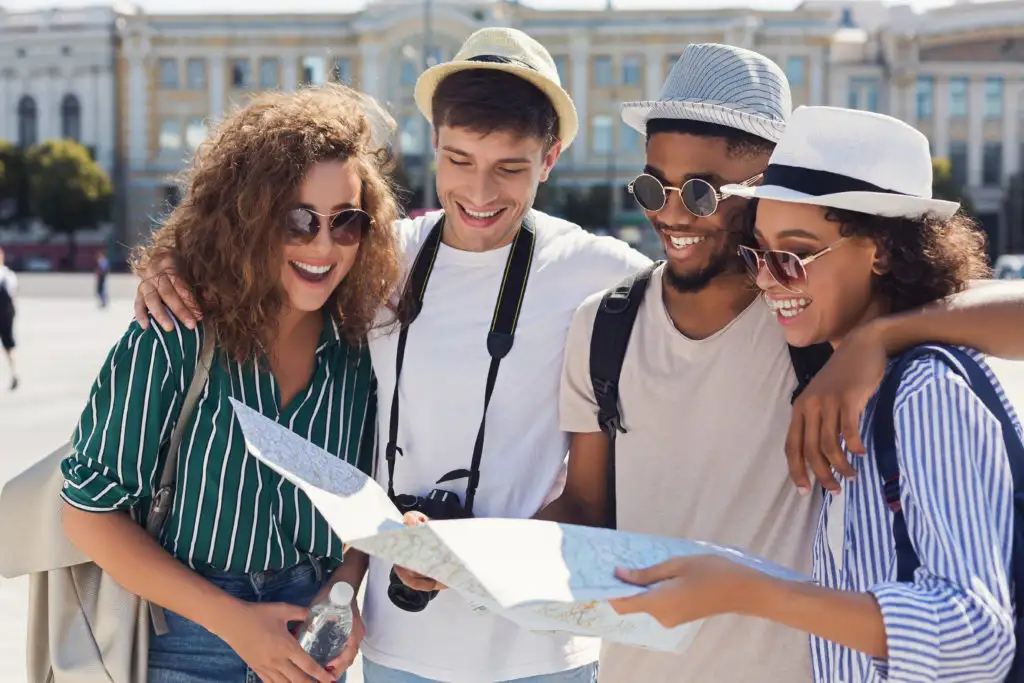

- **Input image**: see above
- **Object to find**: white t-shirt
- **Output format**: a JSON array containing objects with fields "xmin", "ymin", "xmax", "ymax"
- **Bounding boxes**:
[
  {"xmin": 362, "ymin": 210, "xmax": 651, "ymax": 683},
  {"xmin": 560, "ymin": 265, "xmax": 819, "ymax": 683}
]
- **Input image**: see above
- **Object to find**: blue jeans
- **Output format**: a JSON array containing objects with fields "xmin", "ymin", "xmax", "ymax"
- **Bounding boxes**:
[
  {"xmin": 148, "ymin": 557, "xmax": 343, "ymax": 683},
  {"xmin": 362, "ymin": 659, "xmax": 598, "ymax": 683}
]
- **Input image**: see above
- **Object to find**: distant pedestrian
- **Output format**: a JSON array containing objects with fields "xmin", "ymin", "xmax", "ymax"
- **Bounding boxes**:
[
  {"xmin": 95, "ymin": 249, "xmax": 110, "ymax": 308},
  {"xmin": 0, "ymin": 246, "xmax": 18, "ymax": 390}
]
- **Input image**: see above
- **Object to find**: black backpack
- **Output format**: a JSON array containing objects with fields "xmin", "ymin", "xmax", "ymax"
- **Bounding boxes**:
[{"xmin": 589, "ymin": 262, "xmax": 834, "ymax": 528}]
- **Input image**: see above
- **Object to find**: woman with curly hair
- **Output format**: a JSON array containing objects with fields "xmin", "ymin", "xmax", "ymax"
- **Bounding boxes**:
[
  {"xmin": 609, "ymin": 107, "xmax": 1021, "ymax": 682},
  {"xmin": 58, "ymin": 84, "xmax": 402, "ymax": 683}
]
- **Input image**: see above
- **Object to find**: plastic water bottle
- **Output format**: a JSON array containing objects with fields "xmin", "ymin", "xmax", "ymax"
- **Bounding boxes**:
[{"xmin": 296, "ymin": 582, "xmax": 354, "ymax": 667}]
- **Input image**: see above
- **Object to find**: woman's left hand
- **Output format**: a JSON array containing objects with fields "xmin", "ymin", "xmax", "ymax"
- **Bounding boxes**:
[{"xmin": 608, "ymin": 555, "xmax": 763, "ymax": 628}]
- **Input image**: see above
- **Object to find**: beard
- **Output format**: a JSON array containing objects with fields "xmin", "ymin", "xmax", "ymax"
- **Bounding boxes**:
[{"xmin": 659, "ymin": 226, "xmax": 745, "ymax": 293}]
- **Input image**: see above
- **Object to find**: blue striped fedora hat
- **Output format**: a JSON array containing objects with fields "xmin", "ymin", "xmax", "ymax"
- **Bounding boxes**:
[{"xmin": 621, "ymin": 43, "xmax": 791, "ymax": 143}]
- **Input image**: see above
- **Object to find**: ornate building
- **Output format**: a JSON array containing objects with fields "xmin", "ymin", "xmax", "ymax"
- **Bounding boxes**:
[{"xmin": 1, "ymin": 0, "xmax": 1022, "ymax": 257}]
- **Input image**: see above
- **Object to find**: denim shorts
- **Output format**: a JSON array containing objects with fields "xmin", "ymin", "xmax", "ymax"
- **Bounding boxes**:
[
  {"xmin": 147, "ymin": 556, "xmax": 343, "ymax": 683},
  {"xmin": 361, "ymin": 659, "xmax": 598, "ymax": 683}
]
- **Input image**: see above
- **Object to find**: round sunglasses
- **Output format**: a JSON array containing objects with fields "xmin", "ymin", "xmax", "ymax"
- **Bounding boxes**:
[
  {"xmin": 284, "ymin": 207, "xmax": 372, "ymax": 247},
  {"xmin": 738, "ymin": 237, "xmax": 849, "ymax": 294},
  {"xmin": 627, "ymin": 172, "xmax": 763, "ymax": 217}
]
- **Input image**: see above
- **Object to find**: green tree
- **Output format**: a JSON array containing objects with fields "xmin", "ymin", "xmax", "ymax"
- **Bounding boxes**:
[
  {"xmin": 932, "ymin": 157, "xmax": 974, "ymax": 216},
  {"xmin": 0, "ymin": 141, "xmax": 28, "ymax": 225},
  {"xmin": 26, "ymin": 139, "xmax": 112, "ymax": 269}
]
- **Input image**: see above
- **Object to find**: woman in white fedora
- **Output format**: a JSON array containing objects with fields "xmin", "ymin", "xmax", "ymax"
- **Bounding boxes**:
[{"xmin": 608, "ymin": 106, "xmax": 1021, "ymax": 683}]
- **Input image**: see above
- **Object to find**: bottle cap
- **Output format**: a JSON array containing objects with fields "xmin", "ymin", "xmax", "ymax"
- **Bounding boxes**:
[{"xmin": 330, "ymin": 582, "xmax": 354, "ymax": 605}]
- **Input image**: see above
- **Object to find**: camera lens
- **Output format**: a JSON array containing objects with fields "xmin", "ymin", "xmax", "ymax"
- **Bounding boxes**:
[{"xmin": 387, "ymin": 567, "xmax": 436, "ymax": 612}]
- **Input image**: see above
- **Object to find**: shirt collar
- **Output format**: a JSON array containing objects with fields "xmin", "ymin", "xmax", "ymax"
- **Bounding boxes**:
[{"xmin": 316, "ymin": 312, "xmax": 344, "ymax": 353}]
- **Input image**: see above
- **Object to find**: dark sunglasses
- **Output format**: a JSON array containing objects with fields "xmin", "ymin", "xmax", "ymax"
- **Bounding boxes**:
[
  {"xmin": 738, "ymin": 238, "xmax": 849, "ymax": 294},
  {"xmin": 627, "ymin": 172, "xmax": 763, "ymax": 217},
  {"xmin": 284, "ymin": 207, "xmax": 372, "ymax": 247}
]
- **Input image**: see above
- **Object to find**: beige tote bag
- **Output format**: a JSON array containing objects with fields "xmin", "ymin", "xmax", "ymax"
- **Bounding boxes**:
[{"xmin": 0, "ymin": 330, "xmax": 216, "ymax": 683}]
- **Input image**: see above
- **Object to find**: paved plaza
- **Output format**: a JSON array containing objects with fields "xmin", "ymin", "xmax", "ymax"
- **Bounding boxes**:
[{"xmin": 3, "ymin": 274, "xmax": 1024, "ymax": 682}]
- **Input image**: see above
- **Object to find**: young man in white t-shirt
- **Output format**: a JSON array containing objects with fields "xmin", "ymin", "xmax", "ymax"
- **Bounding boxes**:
[
  {"xmin": 539, "ymin": 44, "xmax": 1024, "ymax": 683},
  {"xmin": 134, "ymin": 28, "xmax": 649, "ymax": 683}
]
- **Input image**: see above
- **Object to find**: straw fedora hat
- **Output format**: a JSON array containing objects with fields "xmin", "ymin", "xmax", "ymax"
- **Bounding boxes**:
[{"xmin": 414, "ymin": 27, "xmax": 579, "ymax": 149}]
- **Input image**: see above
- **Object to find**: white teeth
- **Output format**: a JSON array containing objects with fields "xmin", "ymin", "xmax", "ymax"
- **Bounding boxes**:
[
  {"xmin": 463, "ymin": 207, "xmax": 501, "ymax": 219},
  {"xmin": 292, "ymin": 261, "xmax": 333, "ymax": 275},
  {"xmin": 766, "ymin": 297, "xmax": 811, "ymax": 317},
  {"xmin": 669, "ymin": 235, "xmax": 706, "ymax": 249}
]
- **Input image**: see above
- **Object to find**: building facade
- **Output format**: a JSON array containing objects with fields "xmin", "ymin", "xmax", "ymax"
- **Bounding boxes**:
[{"xmin": 0, "ymin": 0, "xmax": 1022, "ymax": 257}]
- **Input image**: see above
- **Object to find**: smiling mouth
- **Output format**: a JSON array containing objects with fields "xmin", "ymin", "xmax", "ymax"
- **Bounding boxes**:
[
  {"xmin": 457, "ymin": 202, "xmax": 507, "ymax": 225},
  {"xmin": 765, "ymin": 295, "xmax": 811, "ymax": 320},
  {"xmin": 290, "ymin": 261, "xmax": 334, "ymax": 284}
]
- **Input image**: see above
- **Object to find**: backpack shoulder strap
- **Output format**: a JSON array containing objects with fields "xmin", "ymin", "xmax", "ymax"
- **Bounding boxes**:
[
  {"xmin": 788, "ymin": 342, "xmax": 834, "ymax": 403},
  {"xmin": 589, "ymin": 261, "xmax": 660, "ymax": 529},
  {"xmin": 872, "ymin": 343, "xmax": 1024, "ymax": 584}
]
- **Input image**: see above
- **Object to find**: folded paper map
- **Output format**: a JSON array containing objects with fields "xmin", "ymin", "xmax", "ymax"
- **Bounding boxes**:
[{"xmin": 229, "ymin": 398, "xmax": 809, "ymax": 652}]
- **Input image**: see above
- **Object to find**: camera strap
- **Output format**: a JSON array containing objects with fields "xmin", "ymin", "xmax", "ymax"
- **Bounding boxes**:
[{"xmin": 384, "ymin": 212, "xmax": 536, "ymax": 516}]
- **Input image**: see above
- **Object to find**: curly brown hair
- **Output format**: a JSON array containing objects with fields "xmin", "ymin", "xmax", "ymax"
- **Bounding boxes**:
[
  {"xmin": 825, "ymin": 208, "xmax": 992, "ymax": 314},
  {"xmin": 134, "ymin": 84, "xmax": 402, "ymax": 361}
]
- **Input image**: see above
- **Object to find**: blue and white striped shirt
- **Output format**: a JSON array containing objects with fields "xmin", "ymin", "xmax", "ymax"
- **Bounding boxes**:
[{"xmin": 810, "ymin": 348, "xmax": 1020, "ymax": 683}]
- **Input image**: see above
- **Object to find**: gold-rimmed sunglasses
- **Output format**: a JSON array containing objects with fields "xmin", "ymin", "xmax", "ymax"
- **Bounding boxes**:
[{"xmin": 738, "ymin": 237, "xmax": 850, "ymax": 293}]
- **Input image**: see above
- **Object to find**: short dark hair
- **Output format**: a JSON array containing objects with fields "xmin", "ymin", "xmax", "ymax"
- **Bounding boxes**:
[
  {"xmin": 431, "ymin": 69, "xmax": 560, "ymax": 149},
  {"xmin": 826, "ymin": 207, "xmax": 991, "ymax": 314},
  {"xmin": 646, "ymin": 118, "xmax": 775, "ymax": 158}
]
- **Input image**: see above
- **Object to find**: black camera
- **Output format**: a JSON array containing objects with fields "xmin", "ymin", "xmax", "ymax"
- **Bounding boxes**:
[{"xmin": 387, "ymin": 487, "xmax": 472, "ymax": 613}]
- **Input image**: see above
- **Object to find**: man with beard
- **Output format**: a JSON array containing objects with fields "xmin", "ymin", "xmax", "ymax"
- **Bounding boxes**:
[{"xmin": 538, "ymin": 43, "xmax": 1024, "ymax": 683}]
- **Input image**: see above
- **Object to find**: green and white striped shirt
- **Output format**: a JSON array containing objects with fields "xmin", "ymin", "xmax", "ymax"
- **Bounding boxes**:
[{"xmin": 60, "ymin": 314, "xmax": 376, "ymax": 574}]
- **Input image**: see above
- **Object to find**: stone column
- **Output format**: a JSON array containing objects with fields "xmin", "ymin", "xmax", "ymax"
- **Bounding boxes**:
[
  {"xmin": 644, "ymin": 46, "xmax": 663, "ymax": 99},
  {"xmin": 96, "ymin": 66, "xmax": 115, "ymax": 173},
  {"xmin": 208, "ymin": 52, "xmax": 226, "ymax": 123},
  {"xmin": 967, "ymin": 77, "xmax": 984, "ymax": 187},
  {"xmin": 569, "ymin": 34, "xmax": 589, "ymax": 168},
  {"xmin": 1002, "ymin": 80, "xmax": 1022, "ymax": 179},
  {"xmin": 360, "ymin": 42, "xmax": 382, "ymax": 100},
  {"xmin": 810, "ymin": 52, "xmax": 825, "ymax": 106},
  {"xmin": 127, "ymin": 50, "xmax": 149, "ymax": 168},
  {"xmin": 933, "ymin": 77, "xmax": 950, "ymax": 161},
  {"xmin": 282, "ymin": 52, "xmax": 299, "ymax": 92}
]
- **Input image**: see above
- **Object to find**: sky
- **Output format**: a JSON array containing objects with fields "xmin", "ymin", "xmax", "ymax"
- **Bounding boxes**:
[{"xmin": 0, "ymin": 0, "xmax": 986, "ymax": 14}]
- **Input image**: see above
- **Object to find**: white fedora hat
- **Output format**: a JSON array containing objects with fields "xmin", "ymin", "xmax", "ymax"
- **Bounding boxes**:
[
  {"xmin": 621, "ymin": 43, "xmax": 791, "ymax": 143},
  {"xmin": 414, "ymin": 27, "xmax": 578, "ymax": 149},
  {"xmin": 722, "ymin": 106, "xmax": 960, "ymax": 220}
]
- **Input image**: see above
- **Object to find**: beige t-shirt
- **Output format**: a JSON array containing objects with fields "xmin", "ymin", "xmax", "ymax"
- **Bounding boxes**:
[{"xmin": 560, "ymin": 265, "xmax": 819, "ymax": 683}]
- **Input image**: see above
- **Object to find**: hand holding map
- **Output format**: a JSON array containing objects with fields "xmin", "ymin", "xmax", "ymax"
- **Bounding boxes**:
[{"xmin": 229, "ymin": 399, "xmax": 809, "ymax": 652}]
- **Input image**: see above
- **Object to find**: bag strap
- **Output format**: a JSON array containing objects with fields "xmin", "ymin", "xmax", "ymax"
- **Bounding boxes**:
[
  {"xmin": 788, "ymin": 342, "xmax": 833, "ymax": 403},
  {"xmin": 144, "ymin": 328, "xmax": 216, "ymax": 538},
  {"xmin": 872, "ymin": 343, "xmax": 1024, "ymax": 583},
  {"xmin": 590, "ymin": 261, "xmax": 659, "ymax": 529},
  {"xmin": 385, "ymin": 213, "xmax": 536, "ymax": 516}
]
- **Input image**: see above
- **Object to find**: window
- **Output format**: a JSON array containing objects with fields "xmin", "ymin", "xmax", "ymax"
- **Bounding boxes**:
[
  {"xmin": 621, "ymin": 56, "xmax": 641, "ymax": 86},
  {"xmin": 259, "ymin": 57, "xmax": 279, "ymax": 89},
  {"xmin": 840, "ymin": 7, "xmax": 855, "ymax": 26},
  {"xmin": 185, "ymin": 118, "xmax": 207, "ymax": 150},
  {"xmin": 949, "ymin": 141, "xmax": 968, "ymax": 188},
  {"xmin": 333, "ymin": 57, "xmax": 352, "ymax": 85},
  {"xmin": 158, "ymin": 58, "xmax": 178, "ymax": 88},
  {"xmin": 593, "ymin": 56, "xmax": 613, "ymax": 87},
  {"xmin": 915, "ymin": 76, "xmax": 934, "ymax": 119},
  {"xmin": 60, "ymin": 94, "xmax": 81, "ymax": 141},
  {"xmin": 984, "ymin": 77, "xmax": 1003, "ymax": 119},
  {"xmin": 620, "ymin": 121, "xmax": 642, "ymax": 153},
  {"xmin": 982, "ymin": 143, "xmax": 1003, "ymax": 186},
  {"xmin": 230, "ymin": 59, "xmax": 251, "ymax": 89},
  {"xmin": 847, "ymin": 77, "xmax": 879, "ymax": 112},
  {"xmin": 159, "ymin": 119, "xmax": 182, "ymax": 151},
  {"xmin": 61, "ymin": 46, "xmax": 71, "ymax": 56},
  {"xmin": 17, "ymin": 95, "xmax": 36, "ymax": 147},
  {"xmin": 553, "ymin": 55, "xmax": 569, "ymax": 86},
  {"xmin": 15, "ymin": 48, "xmax": 25, "ymax": 58},
  {"xmin": 301, "ymin": 56, "xmax": 325, "ymax": 86},
  {"xmin": 949, "ymin": 77, "xmax": 968, "ymax": 118},
  {"xmin": 186, "ymin": 58, "xmax": 205, "ymax": 90},
  {"xmin": 785, "ymin": 56, "xmax": 805, "ymax": 87},
  {"xmin": 400, "ymin": 59, "xmax": 417, "ymax": 86},
  {"xmin": 591, "ymin": 115, "xmax": 613, "ymax": 155}
]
